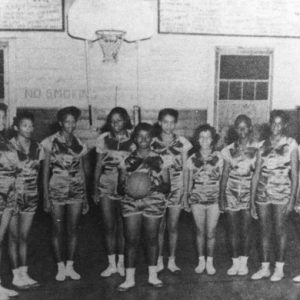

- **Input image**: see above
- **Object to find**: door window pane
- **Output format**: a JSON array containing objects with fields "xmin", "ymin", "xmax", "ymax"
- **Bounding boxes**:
[
  {"xmin": 229, "ymin": 82, "xmax": 241, "ymax": 100},
  {"xmin": 256, "ymin": 82, "xmax": 268, "ymax": 100},
  {"xmin": 220, "ymin": 55, "xmax": 269, "ymax": 80},
  {"xmin": 243, "ymin": 82, "xmax": 255, "ymax": 100},
  {"xmin": 219, "ymin": 81, "xmax": 228, "ymax": 100}
]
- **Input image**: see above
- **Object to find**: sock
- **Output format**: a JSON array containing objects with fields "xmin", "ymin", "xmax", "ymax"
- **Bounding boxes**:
[
  {"xmin": 262, "ymin": 262, "xmax": 270, "ymax": 269},
  {"xmin": 118, "ymin": 255, "xmax": 124, "ymax": 264},
  {"xmin": 108, "ymin": 254, "xmax": 116, "ymax": 268},
  {"xmin": 275, "ymin": 262, "xmax": 284, "ymax": 271}
]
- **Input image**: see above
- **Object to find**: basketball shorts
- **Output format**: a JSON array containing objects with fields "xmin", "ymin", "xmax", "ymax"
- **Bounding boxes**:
[
  {"xmin": 167, "ymin": 171, "xmax": 183, "ymax": 208},
  {"xmin": 98, "ymin": 169, "xmax": 122, "ymax": 201},
  {"xmin": 225, "ymin": 178, "xmax": 251, "ymax": 211},
  {"xmin": 121, "ymin": 192, "xmax": 166, "ymax": 218}
]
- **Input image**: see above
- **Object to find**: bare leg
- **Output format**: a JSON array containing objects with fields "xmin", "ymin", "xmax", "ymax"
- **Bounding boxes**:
[
  {"xmin": 191, "ymin": 205, "xmax": 206, "ymax": 274},
  {"xmin": 143, "ymin": 216, "xmax": 163, "ymax": 286},
  {"xmin": 51, "ymin": 205, "xmax": 65, "ymax": 263},
  {"xmin": 8, "ymin": 214, "xmax": 19, "ymax": 270}
]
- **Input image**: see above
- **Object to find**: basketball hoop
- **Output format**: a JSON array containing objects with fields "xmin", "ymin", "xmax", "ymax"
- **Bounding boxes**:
[{"xmin": 96, "ymin": 30, "xmax": 126, "ymax": 63}]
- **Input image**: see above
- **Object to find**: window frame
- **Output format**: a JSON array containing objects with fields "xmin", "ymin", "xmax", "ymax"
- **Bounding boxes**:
[{"xmin": 214, "ymin": 47, "xmax": 273, "ymax": 126}]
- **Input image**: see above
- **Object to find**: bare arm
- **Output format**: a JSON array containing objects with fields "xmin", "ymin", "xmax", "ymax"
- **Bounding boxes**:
[
  {"xmin": 250, "ymin": 151, "xmax": 262, "ymax": 219},
  {"xmin": 80, "ymin": 155, "xmax": 89, "ymax": 214},
  {"xmin": 42, "ymin": 150, "xmax": 51, "ymax": 213},
  {"xmin": 93, "ymin": 153, "xmax": 105, "ymax": 204},
  {"xmin": 159, "ymin": 166, "xmax": 171, "ymax": 195},
  {"xmin": 219, "ymin": 160, "xmax": 230, "ymax": 212},
  {"xmin": 287, "ymin": 148, "xmax": 299, "ymax": 213}
]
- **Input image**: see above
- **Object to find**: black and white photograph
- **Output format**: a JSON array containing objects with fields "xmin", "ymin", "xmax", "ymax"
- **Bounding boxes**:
[{"xmin": 0, "ymin": 0, "xmax": 300, "ymax": 299}]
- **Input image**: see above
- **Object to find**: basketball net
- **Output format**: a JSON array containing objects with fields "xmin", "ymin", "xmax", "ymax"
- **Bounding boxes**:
[{"xmin": 96, "ymin": 30, "xmax": 126, "ymax": 63}]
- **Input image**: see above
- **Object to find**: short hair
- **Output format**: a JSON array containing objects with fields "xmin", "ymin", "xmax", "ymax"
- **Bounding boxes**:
[
  {"xmin": 234, "ymin": 114, "xmax": 252, "ymax": 129},
  {"xmin": 57, "ymin": 106, "xmax": 81, "ymax": 123},
  {"xmin": 132, "ymin": 122, "xmax": 153, "ymax": 141},
  {"xmin": 0, "ymin": 103, "xmax": 8, "ymax": 114},
  {"xmin": 158, "ymin": 108, "xmax": 179, "ymax": 122},
  {"xmin": 270, "ymin": 110, "xmax": 289, "ymax": 125},
  {"xmin": 192, "ymin": 124, "xmax": 219, "ymax": 151},
  {"xmin": 101, "ymin": 107, "xmax": 133, "ymax": 133},
  {"xmin": 14, "ymin": 110, "xmax": 34, "ymax": 128}
]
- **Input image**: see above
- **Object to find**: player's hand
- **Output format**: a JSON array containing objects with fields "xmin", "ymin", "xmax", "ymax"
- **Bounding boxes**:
[
  {"xmin": 82, "ymin": 201, "xmax": 89, "ymax": 215},
  {"xmin": 250, "ymin": 204, "xmax": 258, "ymax": 220},
  {"xmin": 294, "ymin": 204, "xmax": 300, "ymax": 214},
  {"xmin": 93, "ymin": 188, "xmax": 100, "ymax": 204},
  {"xmin": 43, "ymin": 200, "xmax": 53, "ymax": 214}
]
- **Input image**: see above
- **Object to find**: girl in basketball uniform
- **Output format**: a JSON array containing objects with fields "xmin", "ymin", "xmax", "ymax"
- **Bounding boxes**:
[
  {"xmin": 118, "ymin": 122, "xmax": 170, "ymax": 291},
  {"xmin": 151, "ymin": 109, "xmax": 192, "ymax": 273},
  {"xmin": 220, "ymin": 115, "xmax": 261, "ymax": 276},
  {"xmin": 186, "ymin": 124, "xmax": 223, "ymax": 275},
  {"xmin": 8, "ymin": 111, "xmax": 43, "ymax": 289},
  {"xmin": 94, "ymin": 107, "xmax": 135, "ymax": 277},
  {"xmin": 251, "ymin": 110, "xmax": 298, "ymax": 282},
  {"xmin": 0, "ymin": 103, "xmax": 19, "ymax": 299},
  {"xmin": 42, "ymin": 106, "xmax": 89, "ymax": 281}
]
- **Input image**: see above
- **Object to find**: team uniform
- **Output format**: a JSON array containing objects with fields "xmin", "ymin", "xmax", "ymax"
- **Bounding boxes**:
[
  {"xmin": 151, "ymin": 135, "xmax": 192, "ymax": 207},
  {"xmin": 186, "ymin": 151, "xmax": 223, "ymax": 206},
  {"xmin": 222, "ymin": 140, "xmax": 260, "ymax": 211},
  {"xmin": 96, "ymin": 131, "xmax": 135, "ymax": 201},
  {"xmin": 10, "ymin": 137, "xmax": 44, "ymax": 213},
  {"xmin": 256, "ymin": 136, "xmax": 298, "ymax": 205},
  {"xmin": 120, "ymin": 150, "xmax": 167, "ymax": 218},
  {"xmin": 41, "ymin": 131, "xmax": 87, "ymax": 205},
  {"xmin": 0, "ymin": 134, "xmax": 18, "ymax": 213}
]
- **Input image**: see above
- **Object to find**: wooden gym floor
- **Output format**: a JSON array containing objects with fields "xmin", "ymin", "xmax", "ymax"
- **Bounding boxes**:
[{"xmin": 3, "ymin": 203, "xmax": 300, "ymax": 300}]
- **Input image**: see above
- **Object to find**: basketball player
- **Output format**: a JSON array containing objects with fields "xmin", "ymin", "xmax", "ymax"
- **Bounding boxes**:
[
  {"xmin": 93, "ymin": 107, "xmax": 135, "ymax": 277},
  {"xmin": 42, "ymin": 106, "xmax": 89, "ymax": 281},
  {"xmin": 151, "ymin": 109, "xmax": 192, "ymax": 273},
  {"xmin": 117, "ymin": 123, "xmax": 170, "ymax": 291},
  {"xmin": 0, "ymin": 103, "xmax": 19, "ymax": 299},
  {"xmin": 251, "ymin": 110, "xmax": 298, "ymax": 282},
  {"xmin": 9, "ymin": 111, "xmax": 43, "ymax": 289},
  {"xmin": 220, "ymin": 115, "xmax": 262, "ymax": 276},
  {"xmin": 186, "ymin": 124, "xmax": 223, "ymax": 275}
]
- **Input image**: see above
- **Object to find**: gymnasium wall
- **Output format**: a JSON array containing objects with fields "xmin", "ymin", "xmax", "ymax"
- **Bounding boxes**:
[{"xmin": 1, "ymin": 0, "xmax": 300, "ymax": 143}]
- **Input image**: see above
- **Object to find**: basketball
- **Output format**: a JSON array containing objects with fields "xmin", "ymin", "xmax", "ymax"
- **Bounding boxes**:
[{"xmin": 126, "ymin": 172, "xmax": 152, "ymax": 199}]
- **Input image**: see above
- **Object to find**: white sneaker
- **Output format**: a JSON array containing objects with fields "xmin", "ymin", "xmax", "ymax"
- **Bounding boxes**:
[
  {"xmin": 19, "ymin": 267, "xmax": 39, "ymax": 287},
  {"xmin": 56, "ymin": 263, "xmax": 66, "ymax": 282},
  {"xmin": 167, "ymin": 258, "xmax": 181, "ymax": 273},
  {"xmin": 100, "ymin": 265, "xmax": 117, "ymax": 277},
  {"xmin": 227, "ymin": 258, "xmax": 240, "ymax": 276},
  {"xmin": 0, "ymin": 285, "xmax": 18, "ymax": 297},
  {"xmin": 270, "ymin": 266, "xmax": 284, "ymax": 282},
  {"xmin": 238, "ymin": 256, "xmax": 249, "ymax": 275},
  {"xmin": 205, "ymin": 258, "xmax": 216, "ymax": 275},
  {"xmin": 293, "ymin": 275, "xmax": 300, "ymax": 283},
  {"xmin": 66, "ymin": 263, "xmax": 81, "ymax": 280},
  {"xmin": 195, "ymin": 257, "xmax": 206, "ymax": 274},
  {"xmin": 12, "ymin": 269, "xmax": 28, "ymax": 288},
  {"xmin": 251, "ymin": 266, "xmax": 271, "ymax": 280}
]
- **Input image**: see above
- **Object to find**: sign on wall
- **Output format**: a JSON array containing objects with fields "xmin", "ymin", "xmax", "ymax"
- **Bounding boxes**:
[
  {"xmin": 158, "ymin": 0, "xmax": 300, "ymax": 38},
  {"xmin": 0, "ymin": 0, "xmax": 64, "ymax": 31}
]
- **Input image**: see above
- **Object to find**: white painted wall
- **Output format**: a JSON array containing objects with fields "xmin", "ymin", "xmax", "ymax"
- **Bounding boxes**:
[{"xmin": 0, "ymin": 0, "xmax": 300, "ymax": 124}]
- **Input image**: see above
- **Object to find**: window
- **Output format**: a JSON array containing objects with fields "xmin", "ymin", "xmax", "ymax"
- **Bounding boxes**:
[
  {"xmin": 218, "ymin": 54, "xmax": 270, "ymax": 101},
  {"xmin": 0, "ymin": 49, "xmax": 3, "ymax": 100}
]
